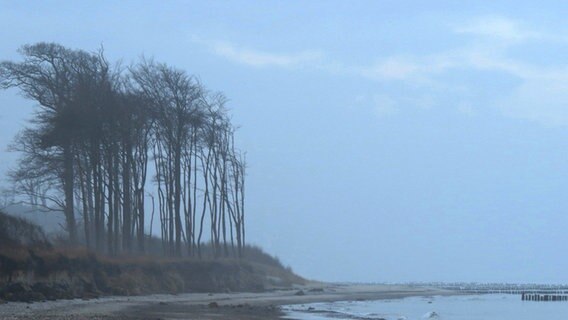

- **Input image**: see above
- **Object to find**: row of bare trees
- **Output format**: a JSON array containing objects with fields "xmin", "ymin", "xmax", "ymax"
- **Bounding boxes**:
[{"xmin": 0, "ymin": 43, "xmax": 246, "ymax": 257}]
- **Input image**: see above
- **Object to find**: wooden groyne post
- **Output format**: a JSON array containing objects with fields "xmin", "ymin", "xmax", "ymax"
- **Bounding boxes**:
[{"xmin": 522, "ymin": 292, "xmax": 568, "ymax": 301}]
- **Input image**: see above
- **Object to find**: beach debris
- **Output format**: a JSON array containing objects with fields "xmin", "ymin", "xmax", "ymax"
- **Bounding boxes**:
[
  {"xmin": 422, "ymin": 311, "xmax": 439, "ymax": 318},
  {"xmin": 295, "ymin": 290, "xmax": 306, "ymax": 296}
]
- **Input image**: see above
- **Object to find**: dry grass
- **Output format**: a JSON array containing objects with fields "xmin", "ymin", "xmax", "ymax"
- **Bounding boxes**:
[
  {"xmin": 1, "ymin": 246, "xmax": 304, "ymax": 301},
  {"xmin": 0, "ymin": 211, "xmax": 305, "ymax": 301}
]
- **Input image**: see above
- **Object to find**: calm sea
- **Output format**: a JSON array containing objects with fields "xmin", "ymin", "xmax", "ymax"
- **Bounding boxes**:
[{"xmin": 283, "ymin": 294, "xmax": 568, "ymax": 320}]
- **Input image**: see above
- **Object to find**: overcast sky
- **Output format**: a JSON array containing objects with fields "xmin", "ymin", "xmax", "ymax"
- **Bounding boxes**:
[{"xmin": 1, "ymin": 1, "xmax": 568, "ymax": 284}]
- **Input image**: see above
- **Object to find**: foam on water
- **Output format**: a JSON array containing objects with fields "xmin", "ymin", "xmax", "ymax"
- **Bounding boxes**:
[{"xmin": 282, "ymin": 294, "xmax": 568, "ymax": 320}]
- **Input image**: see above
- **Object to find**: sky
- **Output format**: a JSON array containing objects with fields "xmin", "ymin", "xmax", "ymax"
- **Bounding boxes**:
[{"xmin": 1, "ymin": 1, "xmax": 568, "ymax": 284}]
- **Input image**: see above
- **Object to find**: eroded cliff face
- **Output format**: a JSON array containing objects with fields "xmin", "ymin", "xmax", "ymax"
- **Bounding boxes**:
[
  {"xmin": 0, "ymin": 211, "xmax": 304, "ymax": 302},
  {"xmin": 0, "ymin": 247, "xmax": 304, "ymax": 302}
]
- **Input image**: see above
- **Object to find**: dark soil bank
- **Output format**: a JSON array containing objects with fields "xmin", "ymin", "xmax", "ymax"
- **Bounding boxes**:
[{"xmin": 0, "ymin": 247, "xmax": 304, "ymax": 302}]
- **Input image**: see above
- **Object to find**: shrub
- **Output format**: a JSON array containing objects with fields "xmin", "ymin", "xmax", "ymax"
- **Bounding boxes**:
[{"xmin": 0, "ymin": 211, "xmax": 50, "ymax": 248}]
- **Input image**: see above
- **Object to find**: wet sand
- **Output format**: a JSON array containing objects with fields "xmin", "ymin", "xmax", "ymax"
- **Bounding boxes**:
[{"xmin": 0, "ymin": 284, "xmax": 455, "ymax": 319}]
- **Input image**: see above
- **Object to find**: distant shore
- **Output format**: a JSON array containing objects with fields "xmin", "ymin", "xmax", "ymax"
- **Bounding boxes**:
[{"xmin": 0, "ymin": 284, "xmax": 456, "ymax": 319}]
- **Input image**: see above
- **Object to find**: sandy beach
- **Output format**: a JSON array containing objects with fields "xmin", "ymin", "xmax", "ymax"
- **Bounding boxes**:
[{"xmin": 0, "ymin": 284, "xmax": 455, "ymax": 319}]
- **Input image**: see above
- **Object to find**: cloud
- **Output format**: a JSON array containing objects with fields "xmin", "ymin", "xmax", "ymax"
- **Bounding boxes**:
[
  {"xmin": 499, "ymin": 77, "xmax": 568, "ymax": 126},
  {"xmin": 362, "ymin": 57, "xmax": 422, "ymax": 80},
  {"xmin": 357, "ymin": 53, "xmax": 461, "ymax": 85},
  {"xmin": 194, "ymin": 16, "xmax": 568, "ymax": 126},
  {"xmin": 195, "ymin": 38, "xmax": 323, "ymax": 68},
  {"xmin": 356, "ymin": 17, "xmax": 568, "ymax": 125},
  {"xmin": 455, "ymin": 16, "xmax": 542, "ymax": 43},
  {"xmin": 372, "ymin": 94, "xmax": 398, "ymax": 117}
]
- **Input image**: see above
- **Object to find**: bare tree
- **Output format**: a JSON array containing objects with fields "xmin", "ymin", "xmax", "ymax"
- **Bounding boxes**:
[
  {"xmin": 0, "ymin": 43, "xmax": 97, "ymax": 242},
  {"xmin": 1, "ymin": 43, "xmax": 247, "ymax": 258}
]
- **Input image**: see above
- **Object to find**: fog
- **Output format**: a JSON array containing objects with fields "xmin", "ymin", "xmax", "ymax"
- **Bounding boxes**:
[{"xmin": 1, "ymin": 1, "xmax": 567, "ymax": 284}]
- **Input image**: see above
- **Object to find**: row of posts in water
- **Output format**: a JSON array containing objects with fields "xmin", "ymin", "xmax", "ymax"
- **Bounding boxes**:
[
  {"xmin": 436, "ymin": 285, "xmax": 568, "ymax": 302},
  {"xmin": 452, "ymin": 289, "xmax": 568, "ymax": 302},
  {"xmin": 521, "ymin": 293, "xmax": 568, "ymax": 302},
  {"xmin": 457, "ymin": 289, "xmax": 568, "ymax": 295}
]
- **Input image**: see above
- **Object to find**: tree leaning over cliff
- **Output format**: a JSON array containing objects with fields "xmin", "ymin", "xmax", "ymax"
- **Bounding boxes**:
[
  {"xmin": 0, "ymin": 43, "xmax": 247, "ymax": 258},
  {"xmin": 0, "ymin": 43, "xmax": 88, "ymax": 242}
]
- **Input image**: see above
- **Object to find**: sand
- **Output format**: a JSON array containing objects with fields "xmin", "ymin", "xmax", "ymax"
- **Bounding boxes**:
[{"xmin": 0, "ymin": 284, "xmax": 455, "ymax": 319}]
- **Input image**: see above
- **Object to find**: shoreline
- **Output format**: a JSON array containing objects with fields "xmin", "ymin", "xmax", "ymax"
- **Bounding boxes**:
[{"xmin": 0, "ymin": 284, "xmax": 456, "ymax": 319}]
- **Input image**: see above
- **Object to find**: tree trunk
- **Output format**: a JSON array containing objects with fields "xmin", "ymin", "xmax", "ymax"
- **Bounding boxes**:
[{"xmin": 63, "ymin": 144, "xmax": 77, "ymax": 243}]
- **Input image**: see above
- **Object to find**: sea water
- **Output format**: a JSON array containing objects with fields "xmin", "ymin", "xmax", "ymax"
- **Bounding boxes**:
[{"xmin": 283, "ymin": 294, "xmax": 568, "ymax": 320}]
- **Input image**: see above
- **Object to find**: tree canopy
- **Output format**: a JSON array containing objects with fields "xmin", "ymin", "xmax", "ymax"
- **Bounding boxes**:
[{"xmin": 0, "ymin": 43, "xmax": 247, "ymax": 258}]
